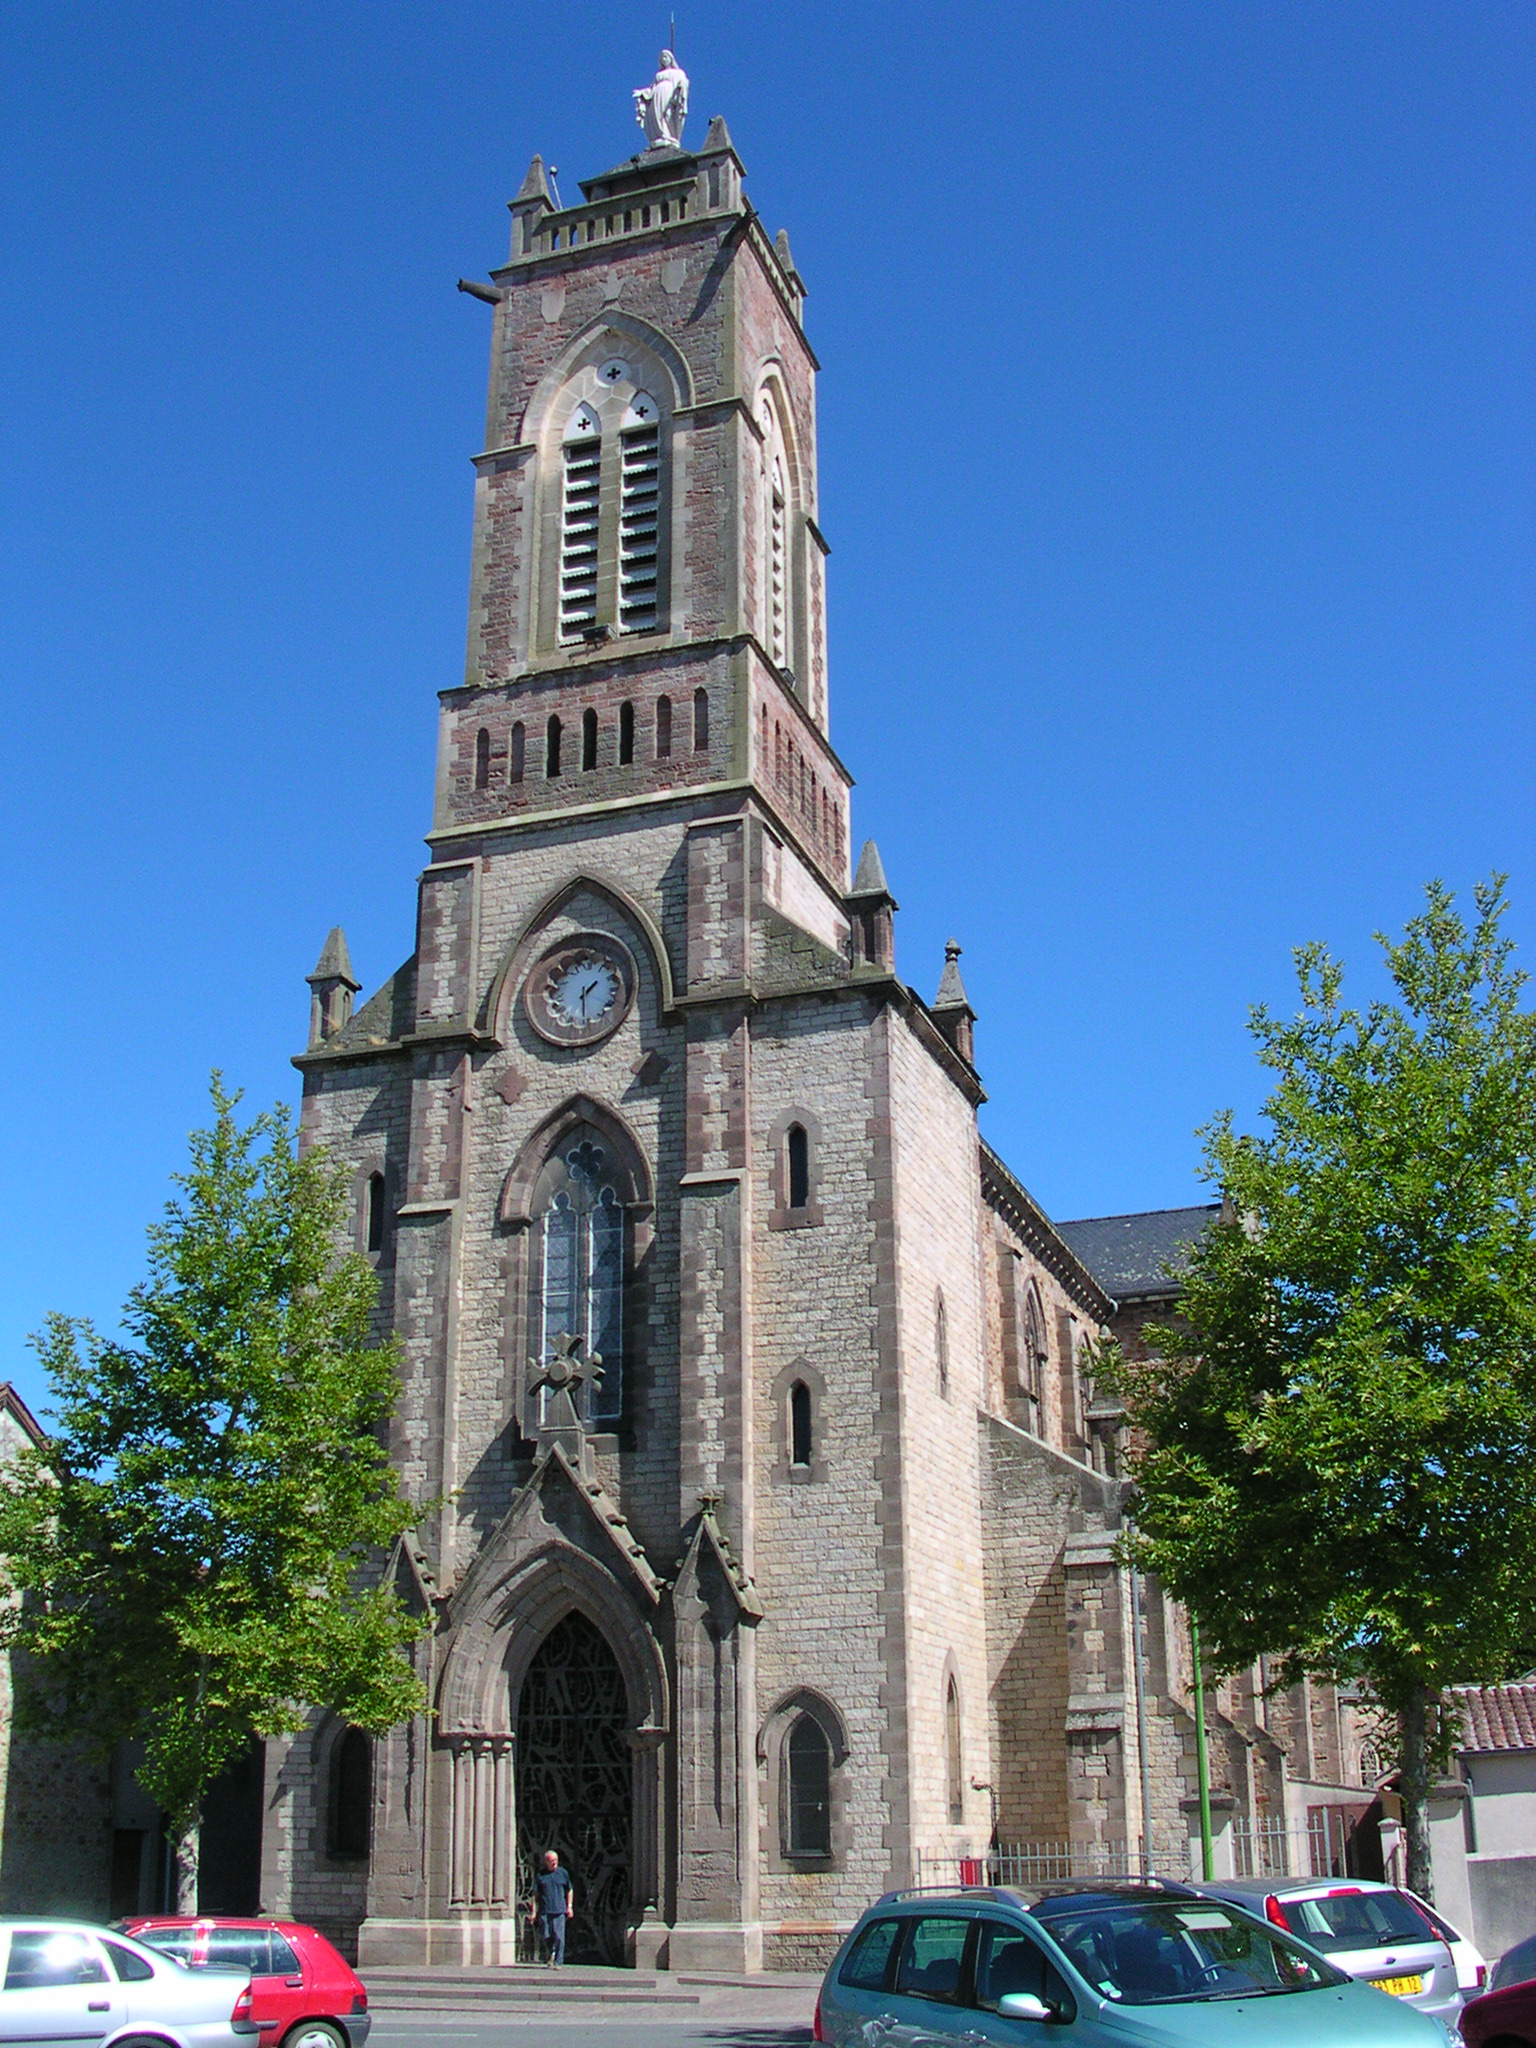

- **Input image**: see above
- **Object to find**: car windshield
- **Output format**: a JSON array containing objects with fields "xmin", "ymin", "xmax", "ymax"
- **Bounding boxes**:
[
  {"xmin": 1032, "ymin": 1898, "xmax": 1347, "ymax": 2005},
  {"xmin": 1280, "ymin": 1889, "xmax": 1437, "ymax": 1955}
]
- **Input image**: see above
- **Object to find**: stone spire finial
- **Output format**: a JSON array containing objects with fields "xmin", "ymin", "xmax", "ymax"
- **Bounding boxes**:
[
  {"xmin": 701, "ymin": 113, "xmax": 735, "ymax": 154},
  {"xmin": 513, "ymin": 154, "xmax": 553, "ymax": 204},
  {"xmin": 933, "ymin": 939, "xmax": 971, "ymax": 1013},
  {"xmin": 849, "ymin": 839, "xmax": 891, "ymax": 899},
  {"xmin": 306, "ymin": 927, "xmax": 359, "ymax": 1049},
  {"xmin": 847, "ymin": 841, "xmax": 897, "ymax": 974},
  {"xmin": 930, "ymin": 939, "xmax": 976, "ymax": 1066}
]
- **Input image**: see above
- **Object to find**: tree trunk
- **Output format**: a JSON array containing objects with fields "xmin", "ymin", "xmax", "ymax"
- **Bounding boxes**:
[
  {"xmin": 1399, "ymin": 1684, "xmax": 1435, "ymax": 1903},
  {"xmin": 174, "ymin": 1818, "xmax": 200, "ymax": 1915}
]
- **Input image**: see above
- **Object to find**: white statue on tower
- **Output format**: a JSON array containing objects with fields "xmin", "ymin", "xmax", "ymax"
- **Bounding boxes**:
[{"xmin": 634, "ymin": 49, "xmax": 689, "ymax": 151}]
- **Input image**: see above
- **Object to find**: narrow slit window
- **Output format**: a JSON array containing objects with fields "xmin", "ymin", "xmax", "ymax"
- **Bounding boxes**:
[
  {"xmin": 945, "ymin": 1677, "xmax": 963, "ymax": 1823},
  {"xmin": 582, "ymin": 707, "xmax": 598, "ymax": 771},
  {"xmin": 510, "ymin": 720, "xmax": 525, "ymax": 784},
  {"xmin": 936, "ymin": 1292, "xmax": 949, "ymax": 1397},
  {"xmin": 693, "ymin": 687, "xmax": 709, "ymax": 752},
  {"xmin": 474, "ymin": 727, "xmax": 490, "ymax": 790},
  {"xmin": 559, "ymin": 405, "xmax": 602, "ymax": 643},
  {"xmin": 546, "ymin": 714, "xmax": 562, "ymax": 778},
  {"xmin": 790, "ymin": 1380, "xmax": 812, "ymax": 1467},
  {"xmin": 787, "ymin": 1124, "xmax": 809, "ymax": 1210},
  {"xmin": 619, "ymin": 395, "xmax": 661, "ymax": 634},
  {"xmin": 656, "ymin": 695, "xmax": 672, "ymax": 758},
  {"xmin": 366, "ymin": 1173, "xmax": 386, "ymax": 1254},
  {"xmin": 619, "ymin": 700, "xmax": 635, "ymax": 765}
]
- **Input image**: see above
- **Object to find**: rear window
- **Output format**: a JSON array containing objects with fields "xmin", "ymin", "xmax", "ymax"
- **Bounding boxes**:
[
  {"xmin": 840, "ymin": 1918, "xmax": 901, "ymax": 1991},
  {"xmin": 1283, "ymin": 1890, "xmax": 1438, "ymax": 1954}
]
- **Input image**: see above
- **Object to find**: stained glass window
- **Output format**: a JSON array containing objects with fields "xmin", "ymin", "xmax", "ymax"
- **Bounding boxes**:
[{"xmin": 537, "ymin": 1137, "xmax": 625, "ymax": 1424}]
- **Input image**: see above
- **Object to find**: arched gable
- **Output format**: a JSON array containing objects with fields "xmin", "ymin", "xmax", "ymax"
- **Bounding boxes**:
[{"xmin": 480, "ymin": 871, "xmax": 678, "ymax": 1041}]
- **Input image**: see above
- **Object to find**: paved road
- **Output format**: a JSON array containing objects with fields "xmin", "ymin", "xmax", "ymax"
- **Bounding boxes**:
[
  {"xmin": 367, "ymin": 1979, "xmax": 817, "ymax": 2047},
  {"xmin": 370, "ymin": 2020, "xmax": 814, "ymax": 2048}
]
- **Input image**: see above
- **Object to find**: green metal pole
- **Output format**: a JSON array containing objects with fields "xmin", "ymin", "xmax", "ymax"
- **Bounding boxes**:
[{"xmin": 1190, "ymin": 1613, "xmax": 1214, "ymax": 1881}]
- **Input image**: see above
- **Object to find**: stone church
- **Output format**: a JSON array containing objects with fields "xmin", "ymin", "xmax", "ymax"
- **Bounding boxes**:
[{"xmin": 0, "ymin": 67, "xmax": 1375, "ymax": 1967}]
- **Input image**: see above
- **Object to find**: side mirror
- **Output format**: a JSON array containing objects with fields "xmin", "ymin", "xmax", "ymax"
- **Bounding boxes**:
[{"xmin": 996, "ymin": 1992, "xmax": 1053, "ymax": 2022}]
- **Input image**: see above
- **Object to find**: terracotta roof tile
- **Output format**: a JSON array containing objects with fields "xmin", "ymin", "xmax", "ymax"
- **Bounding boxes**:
[{"xmin": 1455, "ymin": 1682, "xmax": 1536, "ymax": 1752}]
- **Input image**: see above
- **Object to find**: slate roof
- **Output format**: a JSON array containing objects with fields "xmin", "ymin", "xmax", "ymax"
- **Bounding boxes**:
[
  {"xmin": 1455, "ymin": 1682, "xmax": 1536, "ymax": 1753},
  {"xmin": 1054, "ymin": 1204, "xmax": 1222, "ymax": 1303}
]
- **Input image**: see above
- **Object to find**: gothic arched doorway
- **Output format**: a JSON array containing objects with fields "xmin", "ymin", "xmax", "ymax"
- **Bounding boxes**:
[{"xmin": 515, "ymin": 1610, "xmax": 632, "ymax": 1965}]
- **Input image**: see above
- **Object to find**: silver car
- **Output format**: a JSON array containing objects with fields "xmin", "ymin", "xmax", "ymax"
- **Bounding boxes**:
[
  {"xmin": 0, "ymin": 1920, "xmax": 256, "ymax": 2046},
  {"xmin": 1190, "ymin": 1876, "xmax": 1462, "ymax": 2024}
]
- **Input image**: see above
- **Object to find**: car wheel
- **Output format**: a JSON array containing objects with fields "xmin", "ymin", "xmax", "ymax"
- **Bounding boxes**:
[{"xmin": 282, "ymin": 2025, "xmax": 347, "ymax": 2048}]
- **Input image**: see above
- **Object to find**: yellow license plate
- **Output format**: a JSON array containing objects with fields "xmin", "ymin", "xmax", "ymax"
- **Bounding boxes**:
[{"xmin": 1370, "ymin": 1975, "xmax": 1424, "ymax": 1997}]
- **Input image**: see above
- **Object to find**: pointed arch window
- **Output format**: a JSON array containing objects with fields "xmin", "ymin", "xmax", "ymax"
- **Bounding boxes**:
[
  {"xmin": 619, "ymin": 701, "xmax": 635, "ymax": 765},
  {"xmin": 582, "ymin": 707, "xmax": 598, "ymax": 772},
  {"xmin": 935, "ymin": 1291, "xmax": 950, "ymax": 1399},
  {"xmin": 474, "ymin": 727, "xmax": 491, "ymax": 791},
  {"xmin": 559, "ymin": 404, "xmax": 602, "ymax": 642},
  {"xmin": 510, "ymin": 720, "xmax": 525, "ymax": 784},
  {"xmin": 693, "ymin": 687, "xmax": 709, "ymax": 752},
  {"xmin": 787, "ymin": 1124, "xmax": 810, "ymax": 1210},
  {"xmin": 619, "ymin": 393, "xmax": 661, "ymax": 633},
  {"xmin": 655, "ymin": 695, "xmax": 672, "ymax": 758},
  {"xmin": 786, "ymin": 1714, "xmax": 831, "ymax": 1858},
  {"xmin": 531, "ymin": 1128, "xmax": 627, "ymax": 1425},
  {"xmin": 365, "ymin": 1173, "xmax": 386, "ymax": 1255},
  {"xmin": 546, "ymin": 714, "xmax": 562, "ymax": 778}
]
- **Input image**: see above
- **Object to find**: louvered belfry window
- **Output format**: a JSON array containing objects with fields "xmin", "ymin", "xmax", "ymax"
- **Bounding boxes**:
[
  {"xmin": 619, "ymin": 393, "xmax": 661, "ymax": 633},
  {"xmin": 559, "ymin": 403, "xmax": 602, "ymax": 642},
  {"xmin": 770, "ymin": 458, "xmax": 788, "ymax": 666}
]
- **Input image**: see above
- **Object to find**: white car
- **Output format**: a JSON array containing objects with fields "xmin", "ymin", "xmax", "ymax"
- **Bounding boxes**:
[{"xmin": 0, "ymin": 1920, "xmax": 255, "ymax": 2046}]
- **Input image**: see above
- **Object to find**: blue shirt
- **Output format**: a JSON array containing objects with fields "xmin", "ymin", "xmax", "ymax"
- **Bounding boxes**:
[{"xmin": 536, "ymin": 1865, "xmax": 572, "ymax": 1917}]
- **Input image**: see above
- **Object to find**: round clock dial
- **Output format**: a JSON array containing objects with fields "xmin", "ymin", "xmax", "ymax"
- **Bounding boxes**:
[
  {"xmin": 524, "ymin": 935, "xmax": 635, "ymax": 1048},
  {"xmin": 549, "ymin": 957, "xmax": 620, "ymax": 1029}
]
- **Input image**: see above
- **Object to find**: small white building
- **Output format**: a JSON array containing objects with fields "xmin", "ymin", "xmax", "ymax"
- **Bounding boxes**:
[{"xmin": 1441, "ymin": 1682, "xmax": 1536, "ymax": 1961}]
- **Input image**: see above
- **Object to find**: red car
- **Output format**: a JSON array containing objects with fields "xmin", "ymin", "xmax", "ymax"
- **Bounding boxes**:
[
  {"xmin": 124, "ymin": 1917, "xmax": 370, "ymax": 2048},
  {"xmin": 1460, "ymin": 1977, "xmax": 1536, "ymax": 2047}
]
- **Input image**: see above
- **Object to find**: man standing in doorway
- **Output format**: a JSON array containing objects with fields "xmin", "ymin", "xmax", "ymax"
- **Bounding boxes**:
[{"xmin": 530, "ymin": 1848, "xmax": 574, "ymax": 1967}]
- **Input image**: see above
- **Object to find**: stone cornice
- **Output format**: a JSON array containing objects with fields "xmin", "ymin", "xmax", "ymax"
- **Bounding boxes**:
[{"xmin": 980, "ymin": 1140, "xmax": 1117, "ymax": 1320}]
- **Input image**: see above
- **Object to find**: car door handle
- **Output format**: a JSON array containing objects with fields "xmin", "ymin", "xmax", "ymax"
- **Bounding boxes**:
[
  {"xmin": 285, "ymin": 1977, "xmax": 303, "ymax": 1987},
  {"xmin": 88, "ymin": 2001, "xmax": 111, "ymax": 2011}
]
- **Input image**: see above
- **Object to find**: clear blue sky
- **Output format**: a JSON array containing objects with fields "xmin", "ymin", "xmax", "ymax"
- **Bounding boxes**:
[{"xmin": 3, "ymin": 2, "xmax": 1532, "ymax": 1412}]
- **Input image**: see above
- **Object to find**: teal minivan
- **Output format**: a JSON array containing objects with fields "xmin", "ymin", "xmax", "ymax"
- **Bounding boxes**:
[{"xmin": 813, "ymin": 1880, "xmax": 1456, "ymax": 2046}]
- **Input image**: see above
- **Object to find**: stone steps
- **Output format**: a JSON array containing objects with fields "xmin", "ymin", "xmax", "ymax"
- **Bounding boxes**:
[{"xmin": 363, "ymin": 1965, "xmax": 698, "ymax": 2008}]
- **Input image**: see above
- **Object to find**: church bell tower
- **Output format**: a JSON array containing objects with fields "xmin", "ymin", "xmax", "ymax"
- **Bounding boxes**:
[{"xmin": 444, "ymin": 104, "xmax": 847, "ymax": 891}]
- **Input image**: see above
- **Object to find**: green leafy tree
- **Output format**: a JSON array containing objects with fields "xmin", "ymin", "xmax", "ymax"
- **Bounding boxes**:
[
  {"xmin": 1117, "ymin": 879, "xmax": 1536, "ymax": 1899},
  {"xmin": 0, "ymin": 1080, "xmax": 427, "ymax": 1909}
]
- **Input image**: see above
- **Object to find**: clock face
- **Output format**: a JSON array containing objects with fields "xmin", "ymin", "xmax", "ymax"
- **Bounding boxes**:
[
  {"xmin": 524, "ymin": 936, "xmax": 635, "ymax": 1048},
  {"xmin": 549, "ymin": 957, "xmax": 620, "ymax": 1030}
]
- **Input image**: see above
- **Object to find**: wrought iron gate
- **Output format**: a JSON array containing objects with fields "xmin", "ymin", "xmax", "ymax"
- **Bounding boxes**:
[{"xmin": 515, "ymin": 1611, "xmax": 633, "ymax": 1966}]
